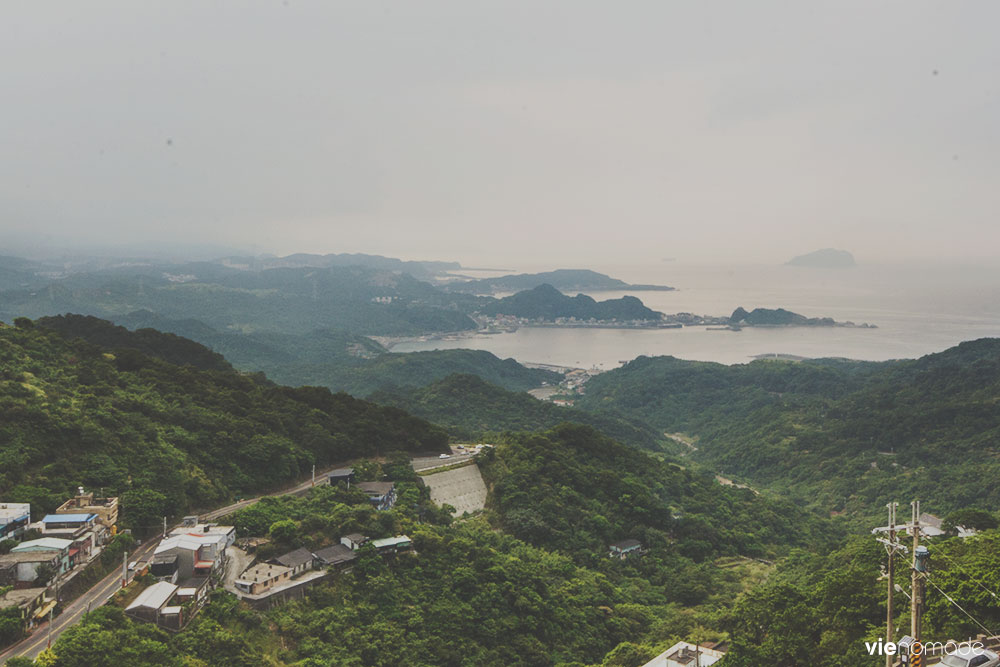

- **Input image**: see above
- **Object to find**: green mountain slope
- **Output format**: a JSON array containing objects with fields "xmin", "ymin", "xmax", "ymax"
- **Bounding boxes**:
[
  {"xmin": 371, "ymin": 373, "xmax": 664, "ymax": 450},
  {"xmin": 576, "ymin": 343, "xmax": 1000, "ymax": 517},
  {"xmin": 0, "ymin": 317, "xmax": 447, "ymax": 531},
  {"xmin": 479, "ymin": 424, "xmax": 829, "ymax": 568}
]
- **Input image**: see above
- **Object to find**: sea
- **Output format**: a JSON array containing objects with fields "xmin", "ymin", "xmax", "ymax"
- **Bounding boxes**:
[{"xmin": 390, "ymin": 260, "xmax": 1000, "ymax": 369}]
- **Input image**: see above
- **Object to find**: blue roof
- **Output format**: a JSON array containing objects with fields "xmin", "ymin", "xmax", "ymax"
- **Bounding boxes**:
[{"xmin": 42, "ymin": 513, "xmax": 95, "ymax": 523}]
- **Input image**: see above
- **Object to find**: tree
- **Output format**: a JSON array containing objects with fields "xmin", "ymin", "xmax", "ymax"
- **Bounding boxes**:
[
  {"xmin": 267, "ymin": 519, "xmax": 298, "ymax": 545},
  {"xmin": 34, "ymin": 561, "xmax": 57, "ymax": 586},
  {"xmin": 943, "ymin": 509, "xmax": 998, "ymax": 536},
  {"xmin": 120, "ymin": 488, "xmax": 169, "ymax": 537}
]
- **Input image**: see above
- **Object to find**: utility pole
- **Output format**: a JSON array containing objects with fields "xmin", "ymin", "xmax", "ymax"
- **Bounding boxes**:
[
  {"xmin": 872, "ymin": 501, "xmax": 907, "ymax": 667},
  {"xmin": 312, "ymin": 464, "xmax": 316, "ymax": 488},
  {"xmin": 47, "ymin": 607, "xmax": 53, "ymax": 649},
  {"xmin": 163, "ymin": 515, "xmax": 167, "ymax": 538},
  {"xmin": 911, "ymin": 501, "xmax": 922, "ymax": 643},
  {"xmin": 122, "ymin": 550, "xmax": 128, "ymax": 589},
  {"xmin": 886, "ymin": 502, "xmax": 898, "ymax": 667}
]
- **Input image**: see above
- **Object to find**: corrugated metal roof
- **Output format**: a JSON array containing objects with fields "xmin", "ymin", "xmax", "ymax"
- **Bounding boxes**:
[
  {"xmin": 272, "ymin": 547, "xmax": 314, "ymax": 569},
  {"xmin": 371, "ymin": 535, "xmax": 411, "ymax": 549},
  {"xmin": 41, "ymin": 513, "xmax": 95, "ymax": 523},
  {"xmin": 127, "ymin": 582, "xmax": 177, "ymax": 611},
  {"xmin": 11, "ymin": 537, "xmax": 72, "ymax": 552}
]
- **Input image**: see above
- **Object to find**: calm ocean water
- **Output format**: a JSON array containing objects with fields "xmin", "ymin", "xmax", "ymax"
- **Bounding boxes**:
[{"xmin": 392, "ymin": 261, "xmax": 1000, "ymax": 368}]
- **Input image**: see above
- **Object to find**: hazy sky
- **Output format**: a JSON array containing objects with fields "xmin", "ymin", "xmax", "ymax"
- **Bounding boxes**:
[{"xmin": 2, "ymin": 2, "xmax": 998, "ymax": 267}]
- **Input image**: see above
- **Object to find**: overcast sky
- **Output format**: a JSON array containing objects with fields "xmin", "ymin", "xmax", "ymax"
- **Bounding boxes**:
[{"xmin": 2, "ymin": 2, "xmax": 998, "ymax": 267}]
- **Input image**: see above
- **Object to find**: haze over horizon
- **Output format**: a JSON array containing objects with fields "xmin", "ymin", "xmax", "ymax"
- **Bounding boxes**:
[{"xmin": 3, "ymin": 2, "xmax": 998, "ymax": 267}]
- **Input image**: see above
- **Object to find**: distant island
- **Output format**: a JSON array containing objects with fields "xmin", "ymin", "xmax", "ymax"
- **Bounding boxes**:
[
  {"xmin": 786, "ymin": 248, "xmax": 856, "ymax": 268},
  {"xmin": 444, "ymin": 269, "xmax": 674, "ymax": 294}
]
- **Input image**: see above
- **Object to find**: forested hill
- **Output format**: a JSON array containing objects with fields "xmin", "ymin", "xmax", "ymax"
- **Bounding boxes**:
[
  {"xmin": 444, "ymin": 268, "xmax": 674, "ymax": 294},
  {"xmin": 36, "ymin": 314, "xmax": 233, "ymax": 372},
  {"xmin": 479, "ymin": 424, "xmax": 831, "ymax": 567},
  {"xmin": 370, "ymin": 373, "xmax": 664, "ymax": 450},
  {"xmin": 0, "ymin": 263, "xmax": 479, "ymax": 336},
  {"xmin": 575, "ymin": 342, "xmax": 1000, "ymax": 518},
  {"xmin": 478, "ymin": 284, "xmax": 662, "ymax": 321},
  {"xmin": 43, "ymin": 312, "xmax": 556, "ymax": 397},
  {"xmin": 0, "ymin": 317, "xmax": 447, "ymax": 532}
]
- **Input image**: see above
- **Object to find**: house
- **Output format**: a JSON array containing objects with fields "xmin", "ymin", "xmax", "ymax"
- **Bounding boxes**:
[
  {"xmin": 609, "ymin": 539, "xmax": 644, "ymax": 559},
  {"xmin": 40, "ymin": 513, "xmax": 103, "ymax": 550},
  {"xmin": 234, "ymin": 563, "xmax": 292, "ymax": 595},
  {"xmin": 371, "ymin": 535, "xmax": 412, "ymax": 555},
  {"xmin": 357, "ymin": 482, "xmax": 396, "ymax": 510},
  {"xmin": 125, "ymin": 581, "xmax": 178, "ymax": 624},
  {"xmin": 0, "ymin": 552, "xmax": 62, "ymax": 586},
  {"xmin": 168, "ymin": 523, "xmax": 236, "ymax": 549},
  {"xmin": 153, "ymin": 532, "xmax": 228, "ymax": 580},
  {"xmin": 328, "ymin": 468, "xmax": 355, "ymax": 486},
  {"xmin": 642, "ymin": 641, "xmax": 728, "ymax": 667},
  {"xmin": 340, "ymin": 534, "xmax": 369, "ymax": 551},
  {"xmin": 0, "ymin": 502, "xmax": 31, "ymax": 539},
  {"xmin": 269, "ymin": 547, "xmax": 314, "ymax": 577},
  {"xmin": 0, "ymin": 587, "xmax": 49, "ymax": 630},
  {"xmin": 11, "ymin": 538, "xmax": 74, "ymax": 573},
  {"xmin": 38, "ymin": 513, "xmax": 106, "ymax": 561},
  {"xmin": 313, "ymin": 544, "xmax": 357, "ymax": 570},
  {"xmin": 55, "ymin": 489, "xmax": 119, "ymax": 530}
]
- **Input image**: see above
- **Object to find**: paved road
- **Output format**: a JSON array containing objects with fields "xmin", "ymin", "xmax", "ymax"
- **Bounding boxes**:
[
  {"xmin": 0, "ymin": 538, "xmax": 158, "ymax": 665},
  {"xmin": 411, "ymin": 453, "xmax": 475, "ymax": 473},
  {"xmin": 200, "ymin": 461, "xmax": 367, "ymax": 521}
]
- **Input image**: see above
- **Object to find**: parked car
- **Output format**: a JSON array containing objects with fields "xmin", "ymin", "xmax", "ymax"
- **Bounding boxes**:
[{"xmin": 940, "ymin": 647, "xmax": 1000, "ymax": 667}]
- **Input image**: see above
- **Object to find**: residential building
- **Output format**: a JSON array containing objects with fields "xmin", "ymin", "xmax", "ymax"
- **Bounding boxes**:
[
  {"xmin": 269, "ymin": 547, "xmax": 314, "ymax": 577},
  {"xmin": 340, "ymin": 534, "xmax": 368, "ymax": 551},
  {"xmin": 357, "ymin": 482, "xmax": 396, "ymax": 510},
  {"xmin": 0, "ymin": 587, "xmax": 49, "ymax": 630},
  {"xmin": 234, "ymin": 563, "xmax": 292, "ymax": 595},
  {"xmin": 642, "ymin": 641, "xmax": 728, "ymax": 667},
  {"xmin": 0, "ymin": 551, "xmax": 62, "ymax": 586},
  {"xmin": 55, "ymin": 489, "xmax": 119, "ymax": 530},
  {"xmin": 11, "ymin": 538, "xmax": 74, "ymax": 573},
  {"xmin": 0, "ymin": 502, "xmax": 31, "ymax": 539},
  {"xmin": 153, "ymin": 532, "xmax": 228, "ymax": 580},
  {"xmin": 371, "ymin": 535, "xmax": 412, "ymax": 555},
  {"xmin": 168, "ymin": 523, "xmax": 236, "ymax": 549},
  {"xmin": 609, "ymin": 539, "xmax": 644, "ymax": 559},
  {"xmin": 328, "ymin": 468, "xmax": 355, "ymax": 486},
  {"xmin": 313, "ymin": 544, "xmax": 357, "ymax": 570},
  {"xmin": 38, "ymin": 513, "xmax": 105, "ymax": 559}
]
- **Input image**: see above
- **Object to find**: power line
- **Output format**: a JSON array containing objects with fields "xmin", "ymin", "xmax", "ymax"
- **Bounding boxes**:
[
  {"xmin": 934, "ymin": 549, "xmax": 1000, "ymax": 603},
  {"xmin": 925, "ymin": 574, "xmax": 996, "ymax": 638}
]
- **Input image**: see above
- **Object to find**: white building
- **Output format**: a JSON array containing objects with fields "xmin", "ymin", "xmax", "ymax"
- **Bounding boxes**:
[
  {"xmin": 153, "ymin": 532, "xmax": 228, "ymax": 579},
  {"xmin": 642, "ymin": 641, "xmax": 727, "ymax": 667}
]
